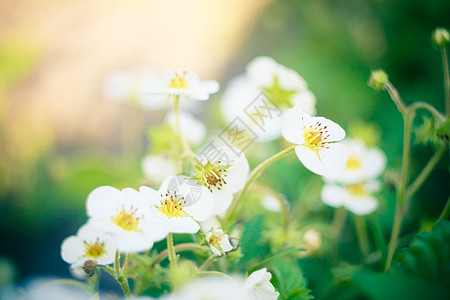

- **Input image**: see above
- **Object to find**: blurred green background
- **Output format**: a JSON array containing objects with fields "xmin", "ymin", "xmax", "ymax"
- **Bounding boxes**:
[{"xmin": 0, "ymin": 0, "xmax": 449, "ymax": 298}]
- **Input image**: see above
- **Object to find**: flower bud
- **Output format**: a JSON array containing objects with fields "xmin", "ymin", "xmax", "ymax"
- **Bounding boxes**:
[
  {"xmin": 82, "ymin": 259, "xmax": 98, "ymax": 276},
  {"xmin": 368, "ymin": 70, "xmax": 388, "ymax": 91},
  {"xmin": 431, "ymin": 28, "xmax": 450, "ymax": 48}
]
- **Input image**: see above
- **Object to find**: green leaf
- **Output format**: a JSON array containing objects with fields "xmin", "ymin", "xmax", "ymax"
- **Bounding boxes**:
[
  {"xmin": 240, "ymin": 216, "xmax": 270, "ymax": 265},
  {"xmin": 271, "ymin": 258, "xmax": 313, "ymax": 300},
  {"xmin": 391, "ymin": 220, "xmax": 450, "ymax": 288},
  {"xmin": 414, "ymin": 116, "xmax": 444, "ymax": 148},
  {"xmin": 247, "ymin": 247, "xmax": 306, "ymax": 274},
  {"xmin": 353, "ymin": 269, "xmax": 449, "ymax": 300}
]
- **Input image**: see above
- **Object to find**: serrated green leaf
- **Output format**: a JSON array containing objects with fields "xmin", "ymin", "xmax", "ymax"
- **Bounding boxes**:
[
  {"xmin": 391, "ymin": 220, "xmax": 450, "ymax": 288},
  {"xmin": 271, "ymin": 258, "xmax": 313, "ymax": 300}
]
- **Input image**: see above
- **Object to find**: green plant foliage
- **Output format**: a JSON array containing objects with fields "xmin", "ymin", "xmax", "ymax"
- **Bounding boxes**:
[
  {"xmin": 391, "ymin": 220, "xmax": 450, "ymax": 288},
  {"xmin": 239, "ymin": 216, "xmax": 271, "ymax": 266},
  {"xmin": 271, "ymin": 258, "xmax": 313, "ymax": 300}
]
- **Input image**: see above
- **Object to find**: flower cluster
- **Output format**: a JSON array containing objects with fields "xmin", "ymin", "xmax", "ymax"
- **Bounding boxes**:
[{"xmin": 321, "ymin": 138, "xmax": 387, "ymax": 215}]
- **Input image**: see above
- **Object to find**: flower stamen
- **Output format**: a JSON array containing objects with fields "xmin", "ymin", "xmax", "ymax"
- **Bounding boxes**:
[
  {"xmin": 111, "ymin": 206, "xmax": 140, "ymax": 232},
  {"xmin": 159, "ymin": 190, "xmax": 187, "ymax": 218},
  {"xmin": 84, "ymin": 240, "xmax": 106, "ymax": 258}
]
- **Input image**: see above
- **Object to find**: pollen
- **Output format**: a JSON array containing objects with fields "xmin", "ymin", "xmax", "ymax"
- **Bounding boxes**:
[
  {"xmin": 346, "ymin": 154, "xmax": 361, "ymax": 169},
  {"xmin": 85, "ymin": 241, "xmax": 106, "ymax": 258},
  {"xmin": 303, "ymin": 122, "xmax": 331, "ymax": 152},
  {"xmin": 202, "ymin": 161, "xmax": 229, "ymax": 191},
  {"xmin": 159, "ymin": 190, "xmax": 187, "ymax": 218},
  {"xmin": 348, "ymin": 182, "xmax": 366, "ymax": 196},
  {"xmin": 168, "ymin": 73, "xmax": 188, "ymax": 89},
  {"xmin": 111, "ymin": 207, "xmax": 140, "ymax": 232},
  {"xmin": 208, "ymin": 234, "xmax": 221, "ymax": 247}
]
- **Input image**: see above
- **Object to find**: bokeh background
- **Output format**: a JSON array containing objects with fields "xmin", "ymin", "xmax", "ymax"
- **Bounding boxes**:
[{"xmin": 1, "ymin": 0, "xmax": 449, "ymax": 297}]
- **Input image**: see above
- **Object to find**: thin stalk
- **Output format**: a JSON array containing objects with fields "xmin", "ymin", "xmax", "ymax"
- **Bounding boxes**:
[
  {"xmin": 150, "ymin": 243, "xmax": 208, "ymax": 267},
  {"xmin": 114, "ymin": 250, "xmax": 120, "ymax": 278},
  {"xmin": 438, "ymin": 196, "xmax": 450, "ymax": 221},
  {"xmin": 252, "ymin": 185, "xmax": 290, "ymax": 231},
  {"xmin": 122, "ymin": 253, "xmax": 131, "ymax": 277},
  {"xmin": 197, "ymin": 271, "xmax": 233, "ymax": 281},
  {"xmin": 384, "ymin": 105, "xmax": 414, "ymax": 271},
  {"xmin": 224, "ymin": 146, "xmax": 295, "ymax": 224},
  {"xmin": 167, "ymin": 233, "xmax": 177, "ymax": 269},
  {"xmin": 331, "ymin": 207, "xmax": 347, "ymax": 238},
  {"xmin": 173, "ymin": 95, "xmax": 202, "ymax": 166},
  {"xmin": 440, "ymin": 46, "xmax": 450, "ymax": 115},
  {"xmin": 198, "ymin": 255, "xmax": 219, "ymax": 271},
  {"xmin": 410, "ymin": 102, "xmax": 445, "ymax": 120},
  {"xmin": 386, "ymin": 82, "xmax": 407, "ymax": 114},
  {"xmin": 354, "ymin": 215, "xmax": 370, "ymax": 262},
  {"xmin": 406, "ymin": 145, "xmax": 446, "ymax": 200}
]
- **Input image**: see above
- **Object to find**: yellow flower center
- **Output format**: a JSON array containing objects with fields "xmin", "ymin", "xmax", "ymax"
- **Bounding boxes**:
[
  {"xmin": 159, "ymin": 191, "xmax": 187, "ymax": 218},
  {"xmin": 191, "ymin": 160, "xmax": 230, "ymax": 191},
  {"xmin": 303, "ymin": 122, "xmax": 330, "ymax": 152},
  {"xmin": 348, "ymin": 182, "xmax": 366, "ymax": 196},
  {"xmin": 208, "ymin": 234, "xmax": 221, "ymax": 248},
  {"xmin": 168, "ymin": 74, "xmax": 188, "ymax": 89},
  {"xmin": 346, "ymin": 154, "xmax": 361, "ymax": 169},
  {"xmin": 85, "ymin": 241, "xmax": 106, "ymax": 258},
  {"xmin": 111, "ymin": 207, "xmax": 140, "ymax": 232}
]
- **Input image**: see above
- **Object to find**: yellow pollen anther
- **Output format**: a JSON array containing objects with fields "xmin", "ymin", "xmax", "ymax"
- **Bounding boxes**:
[
  {"xmin": 348, "ymin": 183, "xmax": 366, "ymax": 196},
  {"xmin": 85, "ymin": 241, "xmax": 106, "ymax": 258},
  {"xmin": 346, "ymin": 154, "xmax": 361, "ymax": 169},
  {"xmin": 208, "ymin": 235, "xmax": 221, "ymax": 247},
  {"xmin": 303, "ymin": 123, "xmax": 329, "ymax": 152},
  {"xmin": 159, "ymin": 191, "xmax": 186, "ymax": 218},
  {"xmin": 111, "ymin": 207, "xmax": 140, "ymax": 232},
  {"xmin": 168, "ymin": 74, "xmax": 188, "ymax": 89}
]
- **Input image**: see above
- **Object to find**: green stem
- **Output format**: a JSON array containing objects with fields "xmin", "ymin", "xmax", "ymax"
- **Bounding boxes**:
[
  {"xmin": 198, "ymin": 255, "xmax": 219, "ymax": 271},
  {"xmin": 253, "ymin": 185, "xmax": 290, "ymax": 231},
  {"xmin": 122, "ymin": 253, "xmax": 131, "ymax": 277},
  {"xmin": 197, "ymin": 271, "xmax": 233, "ymax": 281},
  {"xmin": 438, "ymin": 196, "xmax": 450, "ymax": 221},
  {"xmin": 410, "ymin": 102, "xmax": 445, "ymax": 120},
  {"xmin": 440, "ymin": 46, "xmax": 450, "ymax": 115},
  {"xmin": 114, "ymin": 250, "xmax": 120, "ymax": 278},
  {"xmin": 406, "ymin": 145, "xmax": 446, "ymax": 200},
  {"xmin": 151, "ymin": 243, "xmax": 208, "ymax": 267},
  {"xmin": 384, "ymin": 104, "xmax": 414, "ymax": 271},
  {"xmin": 173, "ymin": 95, "xmax": 202, "ymax": 166},
  {"xmin": 354, "ymin": 215, "xmax": 370, "ymax": 262},
  {"xmin": 224, "ymin": 146, "xmax": 295, "ymax": 224},
  {"xmin": 167, "ymin": 233, "xmax": 177, "ymax": 269},
  {"xmin": 386, "ymin": 82, "xmax": 407, "ymax": 114},
  {"xmin": 331, "ymin": 207, "xmax": 347, "ymax": 238}
]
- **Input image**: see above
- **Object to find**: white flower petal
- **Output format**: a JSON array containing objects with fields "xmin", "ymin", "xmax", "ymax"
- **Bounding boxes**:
[
  {"xmin": 321, "ymin": 184, "xmax": 347, "ymax": 207},
  {"xmin": 211, "ymin": 189, "xmax": 234, "ymax": 215},
  {"xmin": 318, "ymin": 143, "xmax": 349, "ymax": 178},
  {"xmin": 291, "ymin": 90, "xmax": 316, "ymax": 116},
  {"xmin": 312, "ymin": 117, "xmax": 346, "ymax": 142},
  {"xmin": 246, "ymin": 56, "xmax": 279, "ymax": 88},
  {"xmin": 220, "ymin": 234, "xmax": 233, "ymax": 252},
  {"xmin": 210, "ymin": 245, "xmax": 222, "ymax": 256},
  {"xmin": 116, "ymin": 232, "xmax": 154, "ymax": 253},
  {"xmin": 345, "ymin": 195, "xmax": 379, "ymax": 216},
  {"xmin": 184, "ymin": 186, "xmax": 214, "ymax": 221},
  {"xmin": 61, "ymin": 236, "xmax": 84, "ymax": 264},
  {"xmin": 168, "ymin": 217, "xmax": 200, "ymax": 233},
  {"xmin": 140, "ymin": 217, "xmax": 169, "ymax": 242},
  {"xmin": 139, "ymin": 185, "xmax": 162, "ymax": 206},
  {"xmin": 363, "ymin": 148, "xmax": 387, "ymax": 179},
  {"xmin": 201, "ymin": 80, "xmax": 220, "ymax": 94},
  {"xmin": 295, "ymin": 146, "xmax": 325, "ymax": 175},
  {"xmin": 86, "ymin": 186, "xmax": 121, "ymax": 218},
  {"xmin": 282, "ymin": 105, "xmax": 310, "ymax": 144}
]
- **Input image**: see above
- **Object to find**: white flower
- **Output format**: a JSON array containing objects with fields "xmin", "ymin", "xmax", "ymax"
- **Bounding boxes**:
[
  {"xmin": 221, "ymin": 57, "xmax": 317, "ymax": 143},
  {"xmin": 145, "ymin": 69, "xmax": 219, "ymax": 101},
  {"xmin": 282, "ymin": 105, "xmax": 348, "ymax": 177},
  {"xmin": 142, "ymin": 155, "xmax": 179, "ymax": 184},
  {"xmin": 321, "ymin": 181, "xmax": 380, "ymax": 215},
  {"xmin": 261, "ymin": 195, "xmax": 282, "ymax": 212},
  {"xmin": 22, "ymin": 278, "xmax": 92, "ymax": 300},
  {"xmin": 246, "ymin": 56, "xmax": 316, "ymax": 116},
  {"xmin": 86, "ymin": 186, "xmax": 168, "ymax": 253},
  {"xmin": 205, "ymin": 228, "xmax": 233, "ymax": 256},
  {"xmin": 61, "ymin": 224, "xmax": 116, "ymax": 268},
  {"xmin": 194, "ymin": 147, "xmax": 249, "ymax": 215},
  {"xmin": 166, "ymin": 111, "xmax": 206, "ymax": 145},
  {"xmin": 141, "ymin": 175, "xmax": 214, "ymax": 234},
  {"xmin": 167, "ymin": 276, "xmax": 253, "ymax": 300},
  {"xmin": 331, "ymin": 138, "xmax": 387, "ymax": 184},
  {"xmin": 244, "ymin": 268, "xmax": 280, "ymax": 300}
]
